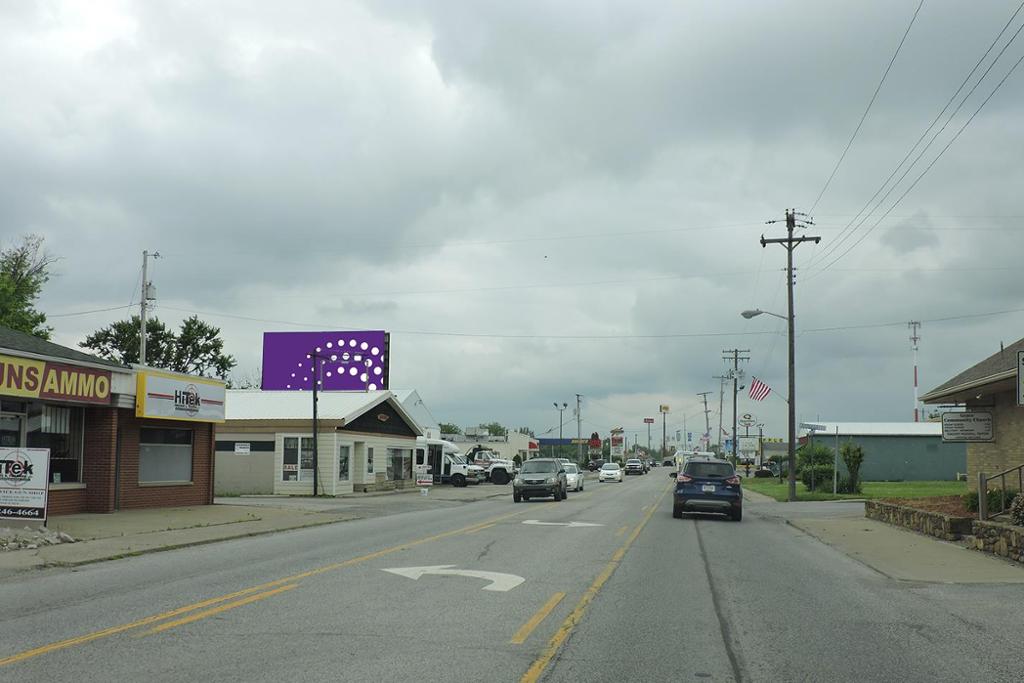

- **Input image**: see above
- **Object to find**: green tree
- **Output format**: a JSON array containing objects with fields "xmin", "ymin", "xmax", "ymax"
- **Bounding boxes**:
[
  {"xmin": 0, "ymin": 235, "xmax": 57, "ymax": 339},
  {"xmin": 438, "ymin": 422, "xmax": 461, "ymax": 435},
  {"xmin": 81, "ymin": 315, "xmax": 236, "ymax": 379},
  {"xmin": 479, "ymin": 422, "xmax": 507, "ymax": 437},
  {"xmin": 840, "ymin": 442, "xmax": 865, "ymax": 494},
  {"xmin": 796, "ymin": 443, "xmax": 834, "ymax": 471}
]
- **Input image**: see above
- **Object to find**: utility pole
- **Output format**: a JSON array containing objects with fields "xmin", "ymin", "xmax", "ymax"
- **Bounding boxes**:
[
  {"xmin": 723, "ymin": 349, "xmax": 750, "ymax": 463},
  {"xmin": 761, "ymin": 208, "xmax": 820, "ymax": 502},
  {"xmin": 310, "ymin": 351, "xmax": 326, "ymax": 497},
  {"xmin": 647, "ymin": 420, "xmax": 652, "ymax": 455},
  {"xmin": 908, "ymin": 321, "xmax": 921, "ymax": 422},
  {"xmin": 575, "ymin": 394, "xmax": 582, "ymax": 463},
  {"xmin": 697, "ymin": 392, "xmax": 712, "ymax": 449},
  {"xmin": 661, "ymin": 405, "xmax": 668, "ymax": 458},
  {"xmin": 139, "ymin": 250, "xmax": 160, "ymax": 365},
  {"xmin": 713, "ymin": 375, "xmax": 728, "ymax": 453}
]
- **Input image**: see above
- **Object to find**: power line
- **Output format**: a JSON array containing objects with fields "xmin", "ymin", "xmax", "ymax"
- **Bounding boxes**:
[
  {"xmin": 807, "ymin": 1, "xmax": 1024, "ymax": 270},
  {"xmin": 49, "ymin": 304, "xmax": 134, "ymax": 318},
  {"xmin": 812, "ymin": 44, "xmax": 1024, "ymax": 275},
  {"xmin": 809, "ymin": 0, "xmax": 926, "ymax": 213}
]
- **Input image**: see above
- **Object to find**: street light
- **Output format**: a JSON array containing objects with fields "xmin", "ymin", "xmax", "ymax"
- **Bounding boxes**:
[
  {"xmin": 741, "ymin": 309, "xmax": 787, "ymax": 321},
  {"xmin": 742, "ymin": 306, "xmax": 798, "ymax": 501},
  {"xmin": 554, "ymin": 402, "xmax": 567, "ymax": 459}
]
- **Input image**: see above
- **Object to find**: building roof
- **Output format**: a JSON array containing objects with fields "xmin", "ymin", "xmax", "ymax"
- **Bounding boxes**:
[
  {"xmin": 920, "ymin": 337, "xmax": 1024, "ymax": 403},
  {"xmin": 0, "ymin": 324, "xmax": 126, "ymax": 370},
  {"xmin": 800, "ymin": 422, "xmax": 941, "ymax": 437},
  {"xmin": 224, "ymin": 389, "xmax": 422, "ymax": 434}
]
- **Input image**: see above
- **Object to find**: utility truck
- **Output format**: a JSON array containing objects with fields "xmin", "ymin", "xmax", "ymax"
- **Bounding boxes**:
[{"xmin": 463, "ymin": 444, "xmax": 517, "ymax": 485}]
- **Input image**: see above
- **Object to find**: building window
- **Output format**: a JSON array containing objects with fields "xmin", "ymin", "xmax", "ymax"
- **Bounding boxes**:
[
  {"xmin": 387, "ymin": 447, "xmax": 412, "ymax": 481},
  {"xmin": 139, "ymin": 428, "xmax": 193, "ymax": 483},
  {"xmin": 367, "ymin": 447, "xmax": 374, "ymax": 474},
  {"xmin": 27, "ymin": 405, "xmax": 84, "ymax": 483},
  {"xmin": 339, "ymin": 445, "xmax": 350, "ymax": 481},
  {"xmin": 283, "ymin": 436, "xmax": 315, "ymax": 482}
]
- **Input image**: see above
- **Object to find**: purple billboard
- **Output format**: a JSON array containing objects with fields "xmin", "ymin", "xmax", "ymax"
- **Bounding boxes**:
[{"xmin": 261, "ymin": 331, "xmax": 389, "ymax": 391}]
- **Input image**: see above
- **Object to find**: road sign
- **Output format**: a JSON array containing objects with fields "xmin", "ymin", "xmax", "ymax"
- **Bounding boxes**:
[
  {"xmin": 522, "ymin": 520, "xmax": 603, "ymax": 527},
  {"xmin": 941, "ymin": 412, "xmax": 993, "ymax": 442},
  {"xmin": 0, "ymin": 448, "xmax": 50, "ymax": 523},
  {"xmin": 382, "ymin": 565, "xmax": 525, "ymax": 592},
  {"xmin": 659, "ymin": 405, "xmax": 670, "ymax": 413},
  {"xmin": 738, "ymin": 436, "xmax": 759, "ymax": 452},
  {"xmin": 414, "ymin": 464, "xmax": 432, "ymax": 486},
  {"xmin": 644, "ymin": 417, "xmax": 655, "ymax": 424}
]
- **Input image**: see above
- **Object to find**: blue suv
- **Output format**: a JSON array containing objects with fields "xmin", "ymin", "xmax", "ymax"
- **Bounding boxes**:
[{"xmin": 672, "ymin": 458, "xmax": 743, "ymax": 521}]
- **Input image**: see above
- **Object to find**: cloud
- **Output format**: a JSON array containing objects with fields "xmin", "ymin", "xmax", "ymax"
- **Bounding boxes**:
[{"xmin": 7, "ymin": 0, "xmax": 1024, "ymax": 441}]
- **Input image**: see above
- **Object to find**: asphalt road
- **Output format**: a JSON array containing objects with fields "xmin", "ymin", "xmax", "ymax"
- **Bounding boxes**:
[{"xmin": 2, "ymin": 472, "xmax": 1023, "ymax": 682}]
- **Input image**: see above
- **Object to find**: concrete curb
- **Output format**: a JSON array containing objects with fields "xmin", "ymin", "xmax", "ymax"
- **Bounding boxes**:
[{"xmin": 4, "ymin": 515, "xmax": 361, "ymax": 575}]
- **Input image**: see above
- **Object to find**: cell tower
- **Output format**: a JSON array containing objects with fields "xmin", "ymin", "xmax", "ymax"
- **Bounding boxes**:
[{"xmin": 909, "ymin": 321, "xmax": 921, "ymax": 422}]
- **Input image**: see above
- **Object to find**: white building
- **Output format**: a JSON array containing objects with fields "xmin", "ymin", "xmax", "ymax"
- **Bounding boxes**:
[{"xmin": 215, "ymin": 390, "xmax": 424, "ymax": 495}]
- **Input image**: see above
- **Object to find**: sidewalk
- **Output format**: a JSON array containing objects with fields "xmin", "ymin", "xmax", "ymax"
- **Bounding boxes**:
[{"xmin": 747, "ymin": 496, "xmax": 1024, "ymax": 583}]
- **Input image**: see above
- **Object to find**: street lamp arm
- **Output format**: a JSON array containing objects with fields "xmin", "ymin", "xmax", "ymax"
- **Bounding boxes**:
[{"xmin": 741, "ymin": 309, "xmax": 788, "ymax": 321}]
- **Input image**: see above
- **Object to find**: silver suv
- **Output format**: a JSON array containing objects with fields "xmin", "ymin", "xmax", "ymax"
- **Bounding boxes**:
[{"xmin": 513, "ymin": 458, "xmax": 568, "ymax": 502}]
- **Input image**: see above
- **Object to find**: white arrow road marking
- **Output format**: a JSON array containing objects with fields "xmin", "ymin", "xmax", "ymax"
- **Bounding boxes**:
[
  {"xmin": 521, "ymin": 520, "xmax": 604, "ymax": 528},
  {"xmin": 381, "ymin": 565, "xmax": 525, "ymax": 592}
]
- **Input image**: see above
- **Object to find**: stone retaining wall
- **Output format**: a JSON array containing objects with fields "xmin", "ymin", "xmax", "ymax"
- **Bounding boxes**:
[
  {"xmin": 966, "ymin": 519, "xmax": 1024, "ymax": 564},
  {"xmin": 866, "ymin": 499, "xmax": 1024, "ymax": 566},
  {"xmin": 864, "ymin": 500, "xmax": 973, "ymax": 541}
]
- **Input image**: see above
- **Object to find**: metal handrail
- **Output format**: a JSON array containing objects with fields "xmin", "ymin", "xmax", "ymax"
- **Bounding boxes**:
[{"xmin": 978, "ymin": 463, "xmax": 1024, "ymax": 520}]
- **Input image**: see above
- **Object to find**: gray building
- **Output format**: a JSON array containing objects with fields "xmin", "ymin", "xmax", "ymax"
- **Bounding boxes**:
[{"xmin": 800, "ymin": 422, "xmax": 965, "ymax": 481}]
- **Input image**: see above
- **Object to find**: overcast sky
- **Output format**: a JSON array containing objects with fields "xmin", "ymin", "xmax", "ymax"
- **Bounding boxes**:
[{"xmin": 4, "ymin": 1, "xmax": 1024, "ymax": 444}]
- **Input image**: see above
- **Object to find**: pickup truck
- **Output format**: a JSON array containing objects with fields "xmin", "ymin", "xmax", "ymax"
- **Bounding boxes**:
[{"xmin": 464, "ymin": 445, "xmax": 517, "ymax": 485}]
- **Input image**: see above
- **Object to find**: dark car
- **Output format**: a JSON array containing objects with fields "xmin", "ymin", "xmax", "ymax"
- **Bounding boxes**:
[
  {"xmin": 624, "ymin": 458, "xmax": 645, "ymax": 475},
  {"xmin": 662, "ymin": 458, "xmax": 674, "ymax": 467},
  {"xmin": 513, "ymin": 458, "xmax": 568, "ymax": 502},
  {"xmin": 672, "ymin": 458, "xmax": 743, "ymax": 521},
  {"xmin": 587, "ymin": 459, "xmax": 606, "ymax": 472}
]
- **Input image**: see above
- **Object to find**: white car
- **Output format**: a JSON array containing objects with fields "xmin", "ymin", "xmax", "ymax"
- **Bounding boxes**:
[
  {"xmin": 564, "ymin": 463, "xmax": 584, "ymax": 491},
  {"xmin": 598, "ymin": 462, "xmax": 623, "ymax": 482}
]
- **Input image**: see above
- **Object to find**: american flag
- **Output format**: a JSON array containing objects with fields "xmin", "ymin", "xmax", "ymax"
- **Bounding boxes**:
[{"xmin": 749, "ymin": 377, "xmax": 772, "ymax": 401}]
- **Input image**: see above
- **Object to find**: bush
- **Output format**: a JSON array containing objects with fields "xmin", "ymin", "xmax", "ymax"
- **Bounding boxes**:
[
  {"xmin": 1010, "ymin": 494, "xmax": 1024, "ymax": 526},
  {"xmin": 963, "ymin": 489, "xmax": 1019, "ymax": 514},
  {"xmin": 835, "ymin": 475, "xmax": 861, "ymax": 495},
  {"xmin": 801, "ymin": 465, "xmax": 834, "ymax": 491},
  {"xmin": 797, "ymin": 443, "xmax": 834, "ymax": 471}
]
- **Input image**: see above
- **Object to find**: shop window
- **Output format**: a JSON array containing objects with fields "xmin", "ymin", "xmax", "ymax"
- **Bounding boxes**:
[
  {"xmin": 338, "ymin": 445, "xmax": 350, "ymax": 481},
  {"xmin": 282, "ymin": 436, "xmax": 315, "ymax": 482},
  {"xmin": 27, "ymin": 405, "xmax": 84, "ymax": 483},
  {"xmin": 367, "ymin": 447, "xmax": 374, "ymax": 474},
  {"xmin": 387, "ymin": 447, "xmax": 412, "ymax": 480},
  {"xmin": 139, "ymin": 428, "xmax": 193, "ymax": 483}
]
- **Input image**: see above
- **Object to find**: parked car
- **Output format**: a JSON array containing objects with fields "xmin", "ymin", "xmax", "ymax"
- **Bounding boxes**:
[
  {"xmin": 598, "ymin": 462, "xmax": 623, "ymax": 482},
  {"xmin": 624, "ymin": 458, "xmax": 645, "ymax": 475},
  {"xmin": 513, "ymin": 458, "xmax": 568, "ymax": 502},
  {"xmin": 672, "ymin": 458, "xmax": 743, "ymax": 521},
  {"xmin": 564, "ymin": 463, "xmax": 584, "ymax": 492},
  {"xmin": 587, "ymin": 459, "xmax": 606, "ymax": 472}
]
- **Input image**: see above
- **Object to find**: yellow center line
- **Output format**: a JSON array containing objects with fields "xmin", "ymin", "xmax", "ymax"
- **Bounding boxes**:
[
  {"xmin": 1, "ymin": 503, "xmax": 546, "ymax": 668},
  {"xmin": 614, "ymin": 525, "xmax": 629, "ymax": 537},
  {"xmin": 520, "ymin": 483, "xmax": 672, "ymax": 683},
  {"xmin": 465, "ymin": 523, "xmax": 496, "ymax": 535},
  {"xmin": 142, "ymin": 584, "xmax": 299, "ymax": 636},
  {"xmin": 510, "ymin": 592, "xmax": 566, "ymax": 645}
]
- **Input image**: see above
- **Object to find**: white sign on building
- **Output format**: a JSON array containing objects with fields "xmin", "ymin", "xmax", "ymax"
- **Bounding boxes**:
[
  {"xmin": 0, "ymin": 447, "xmax": 50, "ymax": 523},
  {"xmin": 941, "ymin": 412, "xmax": 994, "ymax": 443},
  {"xmin": 136, "ymin": 370, "xmax": 226, "ymax": 423}
]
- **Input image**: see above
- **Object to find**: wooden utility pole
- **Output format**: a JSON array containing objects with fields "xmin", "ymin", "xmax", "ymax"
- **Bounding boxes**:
[{"xmin": 761, "ymin": 209, "xmax": 820, "ymax": 502}]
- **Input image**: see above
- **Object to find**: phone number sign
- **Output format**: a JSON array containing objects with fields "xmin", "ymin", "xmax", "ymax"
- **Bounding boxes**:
[{"xmin": 0, "ymin": 448, "xmax": 50, "ymax": 522}]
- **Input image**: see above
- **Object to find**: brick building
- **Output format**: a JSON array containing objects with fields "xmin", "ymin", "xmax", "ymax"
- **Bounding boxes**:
[
  {"xmin": 920, "ymin": 337, "xmax": 1024, "ymax": 490},
  {"xmin": 0, "ymin": 325, "xmax": 225, "ymax": 518}
]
